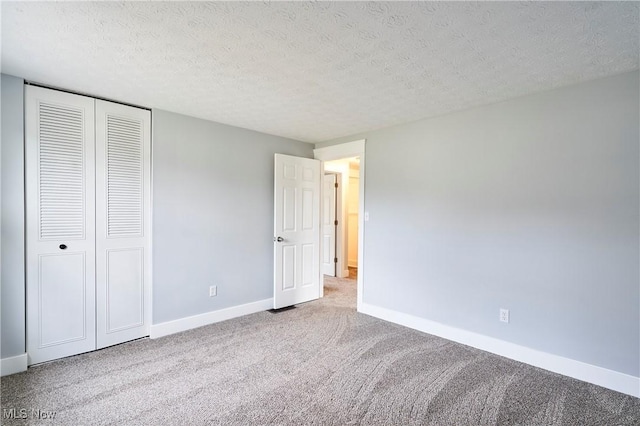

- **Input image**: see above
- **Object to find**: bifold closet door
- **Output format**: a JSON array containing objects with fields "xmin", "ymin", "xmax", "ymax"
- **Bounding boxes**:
[
  {"xmin": 26, "ymin": 86, "xmax": 151, "ymax": 364},
  {"xmin": 95, "ymin": 100, "xmax": 151, "ymax": 349},
  {"xmin": 26, "ymin": 86, "xmax": 97, "ymax": 365}
]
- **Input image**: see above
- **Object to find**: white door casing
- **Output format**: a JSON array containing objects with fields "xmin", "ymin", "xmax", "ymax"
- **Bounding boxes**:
[
  {"xmin": 26, "ymin": 86, "xmax": 97, "ymax": 364},
  {"xmin": 322, "ymin": 174, "xmax": 337, "ymax": 276},
  {"xmin": 95, "ymin": 100, "xmax": 151, "ymax": 349},
  {"xmin": 273, "ymin": 154, "xmax": 321, "ymax": 309}
]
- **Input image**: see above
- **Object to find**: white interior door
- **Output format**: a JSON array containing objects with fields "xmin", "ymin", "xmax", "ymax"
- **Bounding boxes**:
[
  {"xmin": 95, "ymin": 100, "xmax": 151, "ymax": 349},
  {"xmin": 273, "ymin": 154, "xmax": 321, "ymax": 309},
  {"xmin": 322, "ymin": 174, "xmax": 337, "ymax": 276},
  {"xmin": 26, "ymin": 86, "xmax": 97, "ymax": 365}
]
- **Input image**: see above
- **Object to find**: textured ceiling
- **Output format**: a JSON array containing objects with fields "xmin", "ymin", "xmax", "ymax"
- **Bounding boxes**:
[{"xmin": 2, "ymin": 2, "xmax": 638, "ymax": 143}]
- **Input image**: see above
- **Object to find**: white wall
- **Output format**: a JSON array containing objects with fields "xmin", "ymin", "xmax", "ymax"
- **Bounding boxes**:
[
  {"xmin": 152, "ymin": 109, "xmax": 313, "ymax": 324},
  {"xmin": 317, "ymin": 72, "xmax": 640, "ymax": 384},
  {"xmin": 347, "ymin": 165, "xmax": 359, "ymax": 267}
]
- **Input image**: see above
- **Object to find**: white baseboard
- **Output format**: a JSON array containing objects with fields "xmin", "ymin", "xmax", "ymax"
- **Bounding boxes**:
[
  {"xmin": 1, "ymin": 353, "xmax": 28, "ymax": 376},
  {"xmin": 150, "ymin": 298, "xmax": 273, "ymax": 339},
  {"xmin": 359, "ymin": 302, "xmax": 640, "ymax": 398}
]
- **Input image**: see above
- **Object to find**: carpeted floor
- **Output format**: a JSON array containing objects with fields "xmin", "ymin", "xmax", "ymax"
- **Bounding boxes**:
[{"xmin": 2, "ymin": 273, "xmax": 639, "ymax": 425}]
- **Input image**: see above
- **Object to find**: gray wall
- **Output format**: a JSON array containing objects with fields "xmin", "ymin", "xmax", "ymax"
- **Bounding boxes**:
[
  {"xmin": 1, "ymin": 74, "xmax": 26, "ymax": 358},
  {"xmin": 152, "ymin": 110, "xmax": 313, "ymax": 323},
  {"xmin": 319, "ymin": 71, "xmax": 640, "ymax": 377}
]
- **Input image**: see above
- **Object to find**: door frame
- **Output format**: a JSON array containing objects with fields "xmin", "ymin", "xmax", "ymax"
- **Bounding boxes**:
[{"xmin": 314, "ymin": 139, "xmax": 365, "ymax": 310}]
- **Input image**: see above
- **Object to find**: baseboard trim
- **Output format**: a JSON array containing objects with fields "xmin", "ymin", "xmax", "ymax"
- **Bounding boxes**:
[
  {"xmin": 150, "ymin": 298, "xmax": 273, "ymax": 339},
  {"xmin": 1, "ymin": 353, "xmax": 28, "ymax": 376},
  {"xmin": 359, "ymin": 302, "xmax": 640, "ymax": 398}
]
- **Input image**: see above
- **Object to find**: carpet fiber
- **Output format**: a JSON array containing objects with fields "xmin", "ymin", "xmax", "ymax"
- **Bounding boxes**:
[{"xmin": 2, "ymin": 274, "xmax": 639, "ymax": 425}]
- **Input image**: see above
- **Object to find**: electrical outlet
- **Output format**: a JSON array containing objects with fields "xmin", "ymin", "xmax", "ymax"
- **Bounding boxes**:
[
  {"xmin": 209, "ymin": 285, "xmax": 217, "ymax": 297},
  {"xmin": 499, "ymin": 308, "xmax": 509, "ymax": 323}
]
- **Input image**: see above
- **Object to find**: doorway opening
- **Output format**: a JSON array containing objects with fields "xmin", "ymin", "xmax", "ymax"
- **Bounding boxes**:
[
  {"xmin": 314, "ymin": 140, "xmax": 365, "ymax": 311},
  {"xmin": 323, "ymin": 157, "xmax": 359, "ymax": 281}
]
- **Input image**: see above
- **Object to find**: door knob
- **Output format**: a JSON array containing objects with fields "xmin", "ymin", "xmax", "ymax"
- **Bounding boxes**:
[
  {"xmin": 59, "ymin": 244, "xmax": 67, "ymax": 250},
  {"xmin": 274, "ymin": 236, "xmax": 284, "ymax": 242}
]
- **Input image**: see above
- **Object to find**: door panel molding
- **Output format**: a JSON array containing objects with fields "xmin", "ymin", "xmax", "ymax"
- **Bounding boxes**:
[{"xmin": 104, "ymin": 247, "xmax": 145, "ymax": 333}]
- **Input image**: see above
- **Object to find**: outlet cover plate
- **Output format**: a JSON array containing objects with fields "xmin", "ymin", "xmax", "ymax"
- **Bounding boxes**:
[{"xmin": 500, "ymin": 308, "xmax": 509, "ymax": 323}]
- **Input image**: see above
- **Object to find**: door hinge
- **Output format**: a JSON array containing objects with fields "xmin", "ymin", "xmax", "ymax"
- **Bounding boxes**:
[
  {"xmin": 335, "ymin": 182, "xmax": 338, "ymax": 188},
  {"xmin": 334, "ymin": 258, "xmax": 338, "ymax": 263},
  {"xmin": 334, "ymin": 220, "xmax": 338, "ymax": 226}
]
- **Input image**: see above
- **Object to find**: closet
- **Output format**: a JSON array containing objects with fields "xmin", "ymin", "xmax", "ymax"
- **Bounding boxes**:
[{"xmin": 25, "ymin": 85, "xmax": 151, "ymax": 365}]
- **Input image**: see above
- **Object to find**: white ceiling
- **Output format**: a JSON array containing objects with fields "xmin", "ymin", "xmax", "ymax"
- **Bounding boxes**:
[{"xmin": 2, "ymin": 2, "xmax": 638, "ymax": 143}]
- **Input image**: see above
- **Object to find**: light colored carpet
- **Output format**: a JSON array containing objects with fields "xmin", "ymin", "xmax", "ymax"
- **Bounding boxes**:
[{"xmin": 2, "ymin": 274, "xmax": 639, "ymax": 425}]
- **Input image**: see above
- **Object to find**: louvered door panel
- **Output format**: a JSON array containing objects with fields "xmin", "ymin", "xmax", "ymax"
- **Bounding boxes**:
[
  {"xmin": 96, "ymin": 100, "xmax": 151, "ymax": 349},
  {"xmin": 26, "ymin": 86, "xmax": 96, "ymax": 365},
  {"xmin": 39, "ymin": 103, "xmax": 85, "ymax": 239},
  {"xmin": 106, "ymin": 115, "xmax": 143, "ymax": 237}
]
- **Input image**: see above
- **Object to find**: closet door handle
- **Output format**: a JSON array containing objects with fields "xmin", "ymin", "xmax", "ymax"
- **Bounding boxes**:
[{"xmin": 59, "ymin": 244, "xmax": 67, "ymax": 250}]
